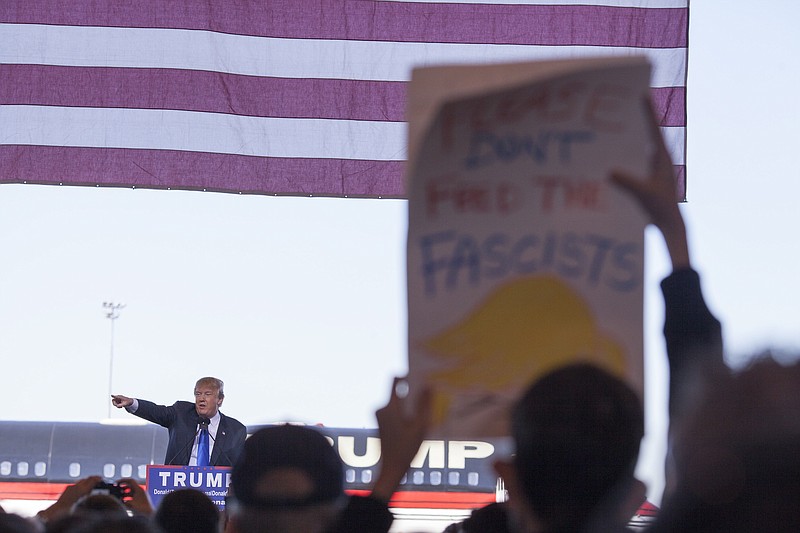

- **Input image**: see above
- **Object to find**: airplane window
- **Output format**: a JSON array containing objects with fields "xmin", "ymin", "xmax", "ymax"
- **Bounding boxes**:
[
  {"xmin": 345, "ymin": 469, "xmax": 355, "ymax": 483},
  {"xmin": 399, "ymin": 473, "xmax": 407, "ymax": 485},
  {"xmin": 103, "ymin": 464, "xmax": 115, "ymax": 478},
  {"xmin": 430, "ymin": 471, "xmax": 442, "ymax": 485},
  {"xmin": 138, "ymin": 465, "xmax": 147, "ymax": 478},
  {"xmin": 448, "ymin": 472, "xmax": 460, "ymax": 485},
  {"xmin": 35, "ymin": 462, "xmax": 46, "ymax": 476},
  {"xmin": 413, "ymin": 471, "xmax": 424, "ymax": 485},
  {"xmin": 69, "ymin": 463, "xmax": 81, "ymax": 477},
  {"xmin": 468, "ymin": 472, "xmax": 479, "ymax": 486},
  {"xmin": 0, "ymin": 461, "xmax": 10, "ymax": 476},
  {"xmin": 360, "ymin": 470, "xmax": 372, "ymax": 484},
  {"xmin": 121, "ymin": 464, "xmax": 133, "ymax": 477},
  {"xmin": 17, "ymin": 462, "xmax": 29, "ymax": 476}
]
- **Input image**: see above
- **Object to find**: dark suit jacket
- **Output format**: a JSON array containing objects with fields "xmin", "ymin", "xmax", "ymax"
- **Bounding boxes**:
[{"xmin": 133, "ymin": 399, "xmax": 247, "ymax": 466}]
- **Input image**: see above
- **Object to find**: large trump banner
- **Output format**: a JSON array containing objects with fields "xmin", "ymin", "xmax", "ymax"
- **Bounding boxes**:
[{"xmin": 406, "ymin": 57, "xmax": 654, "ymax": 437}]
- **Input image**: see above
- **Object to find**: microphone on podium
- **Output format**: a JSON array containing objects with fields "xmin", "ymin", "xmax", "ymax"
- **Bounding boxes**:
[
  {"xmin": 197, "ymin": 417, "xmax": 211, "ymax": 466},
  {"xmin": 166, "ymin": 415, "xmax": 207, "ymax": 465}
]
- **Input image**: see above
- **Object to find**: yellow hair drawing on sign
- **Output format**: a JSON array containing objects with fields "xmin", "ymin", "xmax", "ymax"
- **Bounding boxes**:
[{"xmin": 422, "ymin": 274, "xmax": 627, "ymax": 427}]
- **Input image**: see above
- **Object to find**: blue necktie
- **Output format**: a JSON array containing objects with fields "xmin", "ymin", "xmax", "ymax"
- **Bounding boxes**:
[{"xmin": 197, "ymin": 427, "xmax": 210, "ymax": 466}]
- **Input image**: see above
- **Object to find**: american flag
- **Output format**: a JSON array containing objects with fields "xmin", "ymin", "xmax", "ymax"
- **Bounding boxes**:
[{"xmin": 0, "ymin": 0, "xmax": 687, "ymax": 199}]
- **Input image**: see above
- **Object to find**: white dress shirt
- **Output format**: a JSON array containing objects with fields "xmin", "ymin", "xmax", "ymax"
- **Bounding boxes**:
[{"xmin": 189, "ymin": 411, "xmax": 221, "ymax": 466}]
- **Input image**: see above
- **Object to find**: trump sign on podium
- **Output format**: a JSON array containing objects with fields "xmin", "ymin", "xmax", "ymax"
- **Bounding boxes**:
[
  {"xmin": 406, "ymin": 56, "xmax": 655, "ymax": 437},
  {"xmin": 147, "ymin": 465, "xmax": 231, "ymax": 510}
]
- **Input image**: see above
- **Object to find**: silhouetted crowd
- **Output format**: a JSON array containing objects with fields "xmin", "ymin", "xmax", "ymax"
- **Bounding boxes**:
[{"xmin": 4, "ymin": 105, "xmax": 800, "ymax": 533}]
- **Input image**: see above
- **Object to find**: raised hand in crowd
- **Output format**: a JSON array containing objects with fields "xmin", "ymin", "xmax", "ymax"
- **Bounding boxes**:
[
  {"xmin": 117, "ymin": 478, "xmax": 153, "ymax": 516},
  {"xmin": 611, "ymin": 97, "xmax": 689, "ymax": 270},
  {"xmin": 36, "ymin": 475, "xmax": 103, "ymax": 522},
  {"xmin": 371, "ymin": 378, "xmax": 432, "ymax": 503}
]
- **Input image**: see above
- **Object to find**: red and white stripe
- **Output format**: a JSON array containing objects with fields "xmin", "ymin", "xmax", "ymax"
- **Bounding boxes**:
[{"xmin": 0, "ymin": 0, "xmax": 688, "ymax": 198}]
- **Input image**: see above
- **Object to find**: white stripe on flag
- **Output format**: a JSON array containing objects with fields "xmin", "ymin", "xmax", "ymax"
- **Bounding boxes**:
[
  {"xmin": 1, "ymin": 105, "xmax": 684, "ymax": 165},
  {"xmin": 659, "ymin": 126, "xmax": 685, "ymax": 166},
  {"xmin": 0, "ymin": 23, "xmax": 686, "ymax": 87},
  {"xmin": 1, "ymin": 105, "xmax": 408, "ymax": 161}
]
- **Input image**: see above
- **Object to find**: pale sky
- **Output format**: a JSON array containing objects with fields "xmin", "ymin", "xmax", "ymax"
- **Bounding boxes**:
[{"xmin": 2, "ymin": 3, "xmax": 799, "ymax": 505}]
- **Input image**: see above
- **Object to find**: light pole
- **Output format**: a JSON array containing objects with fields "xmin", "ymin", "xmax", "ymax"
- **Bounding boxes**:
[{"xmin": 103, "ymin": 302, "xmax": 125, "ymax": 418}]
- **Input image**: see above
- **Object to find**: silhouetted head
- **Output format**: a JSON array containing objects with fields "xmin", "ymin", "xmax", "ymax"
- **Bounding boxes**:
[
  {"xmin": 154, "ymin": 489, "xmax": 219, "ymax": 533},
  {"xmin": 71, "ymin": 494, "xmax": 128, "ymax": 517},
  {"xmin": 653, "ymin": 354, "xmax": 800, "ymax": 532},
  {"xmin": 511, "ymin": 363, "xmax": 644, "ymax": 531},
  {"xmin": 228, "ymin": 425, "xmax": 345, "ymax": 533},
  {"xmin": 0, "ymin": 513, "xmax": 39, "ymax": 533},
  {"xmin": 73, "ymin": 516, "xmax": 158, "ymax": 533}
]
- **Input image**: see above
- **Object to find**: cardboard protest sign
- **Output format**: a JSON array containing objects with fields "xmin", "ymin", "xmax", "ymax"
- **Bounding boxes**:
[{"xmin": 406, "ymin": 57, "xmax": 653, "ymax": 437}]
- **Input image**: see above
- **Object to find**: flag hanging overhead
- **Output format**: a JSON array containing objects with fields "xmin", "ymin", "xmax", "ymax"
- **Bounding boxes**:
[{"xmin": 0, "ymin": 0, "xmax": 688, "ymax": 199}]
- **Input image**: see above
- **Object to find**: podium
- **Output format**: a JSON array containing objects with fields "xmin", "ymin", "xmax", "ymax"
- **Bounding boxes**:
[{"xmin": 146, "ymin": 465, "xmax": 232, "ymax": 510}]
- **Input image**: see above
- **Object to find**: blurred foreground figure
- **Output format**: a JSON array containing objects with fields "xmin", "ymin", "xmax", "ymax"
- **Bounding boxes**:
[
  {"xmin": 0, "ymin": 512, "xmax": 39, "ymax": 533},
  {"xmin": 154, "ymin": 489, "xmax": 220, "ymax": 533},
  {"xmin": 36, "ymin": 476, "xmax": 153, "ymax": 530},
  {"xmin": 446, "ymin": 99, "xmax": 725, "ymax": 533},
  {"xmin": 651, "ymin": 355, "xmax": 800, "ymax": 533},
  {"xmin": 449, "ymin": 364, "xmax": 645, "ymax": 533},
  {"xmin": 226, "ymin": 378, "xmax": 430, "ymax": 533},
  {"xmin": 227, "ymin": 424, "xmax": 351, "ymax": 533},
  {"xmin": 508, "ymin": 364, "xmax": 645, "ymax": 533}
]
